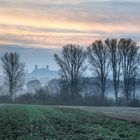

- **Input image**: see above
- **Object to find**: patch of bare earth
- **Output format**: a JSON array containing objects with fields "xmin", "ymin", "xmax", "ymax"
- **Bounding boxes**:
[{"xmin": 63, "ymin": 106, "xmax": 140, "ymax": 124}]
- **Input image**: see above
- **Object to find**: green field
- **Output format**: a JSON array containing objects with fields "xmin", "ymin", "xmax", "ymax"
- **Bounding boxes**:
[{"xmin": 0, "ymin": 105, "xmax": 139, "ymax": 140}]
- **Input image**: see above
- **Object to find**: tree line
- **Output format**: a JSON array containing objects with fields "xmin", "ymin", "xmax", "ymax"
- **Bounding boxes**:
[
  {"xmin": 0, "ymin": 38, "xmax": 140, "ymax": 106},
  {"xmin": 54, "ymin": 38, "xmax": 140, "ymax": 105}
]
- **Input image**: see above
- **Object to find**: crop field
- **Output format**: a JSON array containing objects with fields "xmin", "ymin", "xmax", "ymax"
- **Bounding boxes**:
[{"xmin": 0, "ymin": 105, "xmax": 139, "ymax": 140}]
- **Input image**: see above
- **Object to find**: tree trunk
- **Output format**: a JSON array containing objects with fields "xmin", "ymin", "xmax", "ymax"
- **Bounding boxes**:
[{"xmin": 9, "ymin": 86, "xmax": 13, "ymax": 103}]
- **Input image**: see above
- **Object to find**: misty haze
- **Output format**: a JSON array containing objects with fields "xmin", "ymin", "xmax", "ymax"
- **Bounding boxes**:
[{"xmin": 0, "ymin": 0, "xmax": 140, "ymax": 140}]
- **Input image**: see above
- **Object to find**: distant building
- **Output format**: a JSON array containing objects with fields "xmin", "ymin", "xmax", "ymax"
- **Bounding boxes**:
[{"xmin": 25, "ymin": 65, "xmax": 59, "ymax": 85}]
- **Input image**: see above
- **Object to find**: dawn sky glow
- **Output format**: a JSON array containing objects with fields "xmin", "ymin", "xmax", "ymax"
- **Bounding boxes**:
[
  {"xmin": 0, "ymin": 0, "xmax": 140, "ymax": 48},
  {"xmin": 0, "ymin": 0, "xmax": 140, "ymax": 71}
]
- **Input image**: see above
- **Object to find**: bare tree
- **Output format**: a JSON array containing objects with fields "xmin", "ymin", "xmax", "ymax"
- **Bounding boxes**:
[
  {"xmin": 105, "ymin": 39, "xmax": 121, "ymax": 104},
  {"xmin": 118, "ymin": 38, "xmax": 139, "ymax": 104},
  {"xmin": 130, "ymin": 76, "xmax": 136, "ymax": 100},
  {"xmin": 54, "ymin": 44, "xmax": 86, "ymax": 102},
  {"xmin": 87, "ymin": 40, "xmax": 110, "ymax": 104},
  {"xmin": 1, "ymin": 52, "xmax": 25, "ymax": 101}
]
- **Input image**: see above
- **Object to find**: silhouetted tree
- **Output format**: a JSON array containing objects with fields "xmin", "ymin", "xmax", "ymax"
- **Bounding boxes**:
[
  {"xmin": 27, "ymin": 79, "xmax": 41, "ymax": 92},
  {"xmin": 1, "ymin": 52, "xmax": 25, "ymax": 101},
  {"xmin": 54, "ymin": 44, "xmax": 86, "ymax": 103},
  {"xmin": 15, "ymin": 93, "xmax": 34, "ymax": 104},
  {"xmin": 88, "ymin": 40, "xmax": 110, "ymax": 104},
  {"xmin": 35, "ymin": 86, "xmax": 48, "ymax": 104},
  {"xmin": 105, "ymin": 39, "xmax": 121, "ymax": 104},
  {"xmin": 130, "ymin": 77, "xmax": 136, "ymax": 100},
  {"xmin": 118, "ymin": 39, "xmax": 139, "ymax": 104}
]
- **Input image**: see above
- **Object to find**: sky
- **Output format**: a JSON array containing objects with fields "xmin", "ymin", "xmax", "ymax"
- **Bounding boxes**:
[{"xmin": 0, "ymin": 0, "xmax": 140, "ymax": 72}]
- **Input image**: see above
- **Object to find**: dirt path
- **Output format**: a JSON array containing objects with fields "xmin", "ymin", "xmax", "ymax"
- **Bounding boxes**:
[{"xmin": 63, "ymin": 106, "xmax": 140, "ymax": 123}]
